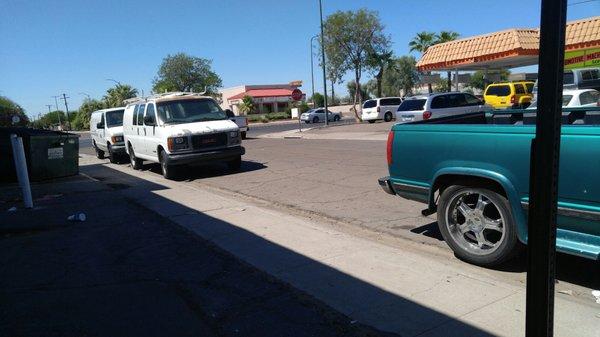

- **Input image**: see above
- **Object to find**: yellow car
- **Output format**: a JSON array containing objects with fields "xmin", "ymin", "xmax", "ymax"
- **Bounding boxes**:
[{"xmin": 484, "ymin": 82, "xmax": 534, "ymax": 109}]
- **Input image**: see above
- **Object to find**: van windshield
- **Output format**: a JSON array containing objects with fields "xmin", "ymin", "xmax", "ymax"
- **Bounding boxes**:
[
  {"xmin": 106, "ymin": 110, "xmax": 124, "ymax": 127},
  {"xmin": 157, "ymin": 99, "xmax": 227, "ymax": 124}
]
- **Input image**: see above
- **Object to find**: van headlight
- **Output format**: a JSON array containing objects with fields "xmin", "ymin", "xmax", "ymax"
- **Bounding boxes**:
[
  {"xmin": 168, "ymin": 136, "xmax": 189, "ymax": 151},
  {"xmin": 111, "ymin": 135, "xmax": 123, "ymax": 143}
]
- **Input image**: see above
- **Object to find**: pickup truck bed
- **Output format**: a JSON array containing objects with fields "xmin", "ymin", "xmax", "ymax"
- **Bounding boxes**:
[{"xmin": 380, "ymin": 108, "xmax": 600, "ymax": 266}]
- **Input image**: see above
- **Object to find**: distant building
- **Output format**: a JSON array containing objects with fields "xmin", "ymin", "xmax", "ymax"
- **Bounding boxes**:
[{"xmin": 219, "ymin": 81, "xmax": 305, "ymax": 115}]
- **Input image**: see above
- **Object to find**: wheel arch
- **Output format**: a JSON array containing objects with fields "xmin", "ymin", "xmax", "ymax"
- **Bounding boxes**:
[{"xmin": 431, "ymin": 169, "xmax": 527, "ymax": 243}]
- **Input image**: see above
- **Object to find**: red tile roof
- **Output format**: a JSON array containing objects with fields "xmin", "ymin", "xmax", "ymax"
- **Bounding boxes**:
[{"xmin": 228, "ymin": 89, "xmax": 294, "ymax": 100}]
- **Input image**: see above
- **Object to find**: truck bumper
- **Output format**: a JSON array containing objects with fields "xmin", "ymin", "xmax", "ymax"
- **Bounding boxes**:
[
  {"xmin": 165, "ymin": 146, "xmax": 245, "ymax": 166},
  {"xmin": 111, "ymin": 143, "xmax": 126, "ymax": 153},
  {"xmin": 378, "ymin": 176, "xmax": 396, "ymax": 195}
]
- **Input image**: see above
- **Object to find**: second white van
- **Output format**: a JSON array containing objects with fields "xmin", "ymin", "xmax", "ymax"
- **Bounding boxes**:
[
  {"xmin": 90, "ymin": 107, "xmax": 125, "ymax": 163},
  {"xmin": 361, "ymin": 97, "xmax": 403, "ymax": 123}
]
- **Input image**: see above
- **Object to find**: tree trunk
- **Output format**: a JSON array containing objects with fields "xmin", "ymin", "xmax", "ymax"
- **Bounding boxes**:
[
  {"xmin": 447, "ymin": 71, "xmax": 452, "ymax": 92},
  {"xmin": 376, "ymin": 68, "xmax": 383, "ymax": 98},
  {"xmin": 427, "ymin": 83, "xmax": 433, "ymax": 94},
  {"xmin": 353, "ymin": 76, "xmax": 362, "ymax": 122},
  {"xmin": 330, "ymin": 80, "xmax": 335, "ymax": 106}
]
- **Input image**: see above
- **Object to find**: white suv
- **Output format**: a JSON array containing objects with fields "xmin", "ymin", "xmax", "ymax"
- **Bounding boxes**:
[
  {"xmin": 123, "ymin": 92, "xmax": 244, "ymax": 179},
  {"xmin": 395, "ymin": 92, "xmax": 491, "ymax": 123},
  {"xmin": 361, "ymin": 97, "xmax": 403, "ymax": 123},
  {"xmin": 90, "ymin": 107, "xmax": 125, "ymax": 163}
]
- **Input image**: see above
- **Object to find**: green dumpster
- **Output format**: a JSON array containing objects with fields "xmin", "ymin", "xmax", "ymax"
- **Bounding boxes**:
[{"xmin": 0, "ymin": 127, "xmax": 79, "ymax": 182}]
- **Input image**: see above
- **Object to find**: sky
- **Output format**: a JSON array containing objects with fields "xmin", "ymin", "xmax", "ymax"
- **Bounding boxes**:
[{"xmin": 1, "ymin": 0, "xmax": 598, "ymax": 117}]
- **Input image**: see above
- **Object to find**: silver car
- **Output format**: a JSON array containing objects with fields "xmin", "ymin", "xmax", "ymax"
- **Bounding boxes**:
[{"xmin": 300, "ymin": 108, "xmax": 341, "ymax": 123}]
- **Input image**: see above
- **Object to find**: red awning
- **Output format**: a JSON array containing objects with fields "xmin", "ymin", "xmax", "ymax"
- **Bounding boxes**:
[{"xmin": 228, "ymin": 88, "xmax": 294, "ymax": 100}]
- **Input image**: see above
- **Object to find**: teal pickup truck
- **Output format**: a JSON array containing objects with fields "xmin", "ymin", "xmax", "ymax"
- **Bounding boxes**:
[{"xmin": 379, "ymin": 108, "xmax": 600, "ymax": 266}]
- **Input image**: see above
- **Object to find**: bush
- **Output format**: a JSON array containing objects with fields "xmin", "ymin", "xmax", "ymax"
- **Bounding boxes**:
[{"xmin": 260, "ymin": 116, "xmax": 269, "ymax": 123}]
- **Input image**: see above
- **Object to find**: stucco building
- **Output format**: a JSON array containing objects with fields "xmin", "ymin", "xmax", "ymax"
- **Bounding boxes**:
[{"xmin": 219, "ymin": 82, "xmax": 306, "ymax": 115}]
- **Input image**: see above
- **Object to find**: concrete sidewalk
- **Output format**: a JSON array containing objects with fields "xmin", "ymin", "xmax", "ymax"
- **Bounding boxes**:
[
  {"xmin": 257, "ymin": 122, "xmax": 389, "ymax": 141},
  {"xmin": 79, "ymin": 155, "xmax": 600, "ymax": 337}
]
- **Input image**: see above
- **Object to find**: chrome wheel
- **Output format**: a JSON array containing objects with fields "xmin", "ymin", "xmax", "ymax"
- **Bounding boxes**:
[{"xmin": 445, "ymin": 190, "xmax": 505, "ymax": 256}]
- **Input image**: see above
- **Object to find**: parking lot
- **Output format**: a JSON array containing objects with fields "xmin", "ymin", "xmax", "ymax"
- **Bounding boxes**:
[{"xmin": 78, "ymin": 121, "xmax": 599, "ymax": 293}]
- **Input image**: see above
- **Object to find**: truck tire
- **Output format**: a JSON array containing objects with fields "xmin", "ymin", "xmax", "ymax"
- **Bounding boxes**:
[
  {"xmin": 228, "ymin": 155, "xmax": 242, "ymax": 171},
  {"xmin": 94, "ymin": 142, "xmax": 105, "ymax": 159},
  {"xmin": 108, "ymin": 144, "xmax": 118, "ymax": 164},
  {"xmin": 384, "ymin": 112, "xmax": 393, "ymax": 122},
  {"xmin": 241, "ymin": 131, "xmax": 247, "ymax": 140},
  {"xmin": 437, "ymin": 185, "xmax": 519, "ymax": 266},
  {"xmin": 128, "ymin": 144, "xmax": 143, "ymax": 170},
  {"xmin": 160, "ymin": 149, "xmax": 177, "ymax": 180}
]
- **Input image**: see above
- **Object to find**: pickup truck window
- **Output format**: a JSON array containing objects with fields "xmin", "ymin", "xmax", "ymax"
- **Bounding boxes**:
[
  {"xmin": 398, "ymin": 99, "xmax": 426, "ymax": 111},
  {"xmin": 485, "ymin": 85, "xmax": 511, "ymax": 96},
  {"xmin": 564, "ymin": 71, "xmax": 575, "ymax": 85},
  {"xmin": 157, "ymin": 99, "xmax": 227, "ymax": 124}
]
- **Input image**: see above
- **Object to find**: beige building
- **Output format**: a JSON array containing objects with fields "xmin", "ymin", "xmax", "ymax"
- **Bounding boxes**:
[{"xmin": 219, "ymin": 82, "xmax": 305, "ymax": 115}]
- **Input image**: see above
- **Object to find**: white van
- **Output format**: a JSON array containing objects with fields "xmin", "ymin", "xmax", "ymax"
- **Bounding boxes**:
[
  {"xmin": 361, "ymin": 97, "xmax": 403, "ymax": 123},
  {"xmin": 90, "ymin": 107, "xmax": 125, "ymax": 163},
  {"xmin": 123, "ymin": 92, "xmax": 244, "ymax": 179}
]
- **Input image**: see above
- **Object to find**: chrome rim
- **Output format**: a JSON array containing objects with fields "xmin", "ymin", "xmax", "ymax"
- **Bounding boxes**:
[{"xmin": 444, "ymin": 190, "xmax": 505, "ymax": 256}]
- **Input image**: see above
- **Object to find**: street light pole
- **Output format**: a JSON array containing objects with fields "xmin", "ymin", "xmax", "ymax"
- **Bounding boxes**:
[
  {"xmin": 318, "ymin": 0, "xmax": 329, "ymax": 126},
  {"xmin": 310, "ymin": 35, "xmax": 318, "ymax": 106}
]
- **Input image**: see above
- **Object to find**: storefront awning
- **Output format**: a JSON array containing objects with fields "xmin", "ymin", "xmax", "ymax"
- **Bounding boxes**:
[
  {"xmin": 416, "ymin": 16, "xmax": 600, "ymax": 71},
  {"xmin": 228, "ymin": 88, "xmax": 294, "ymax": 101}
]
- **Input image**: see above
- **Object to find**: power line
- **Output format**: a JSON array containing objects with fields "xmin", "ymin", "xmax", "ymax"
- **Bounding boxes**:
[{"xmin": 568, "ymin": 0, "xmax": 598, "ymax": 6}]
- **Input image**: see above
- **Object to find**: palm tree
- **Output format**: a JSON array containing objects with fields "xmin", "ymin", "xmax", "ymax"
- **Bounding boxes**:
[
  {"xmin": 367, "ymin": 50, "xmax": 394, "ymax": 98},
  {"xmin": 103, "ymin": 84, "xmax": 138, "ymax": 108},
  {"xmin": 409, "ymin": 32, "xmax": 436, "ymax": 93},
  {"xmin": 435, "ymin": 31, "xmax": 460, "ymax": 91}
]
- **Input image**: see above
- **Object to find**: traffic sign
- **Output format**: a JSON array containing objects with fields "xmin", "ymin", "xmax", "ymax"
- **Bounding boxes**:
[{"xmin": 291, "ymin": 89, "xmax": 303, "ymax": 101}]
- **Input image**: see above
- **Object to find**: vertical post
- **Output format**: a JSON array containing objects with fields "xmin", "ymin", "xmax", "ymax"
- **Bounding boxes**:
[
  {"xmin": 52, "ymin": 96, "xmax": 62, "ymax": 129},
  {"xmin": 62, "ymin": 93, "xmax": 71, "ymax": 131},
  {"xmin": 10, "ymin": 135, "xmax": 33, "ymax": 209},
  {"xmin": 454, "ymin": 69, "xmax": 459, "ymax": 91},
  {"xmin": 525, "ymin": 0, "xmax": 566, "ymax": 336},
  {"xmin": 318, "ymin": 0, "xmax": 329, "ymax": 126},
  {"xmin": 310, "ymin": 35, "xmax": 318, "ymax": 106}
]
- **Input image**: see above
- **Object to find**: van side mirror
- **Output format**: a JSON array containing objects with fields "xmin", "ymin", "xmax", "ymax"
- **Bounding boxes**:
[
  {"xmin": 96, "ymin": 122, "xmax": 104, "ymax": 129},
  {"xmin": 143, "ymin": 115, "xmax": 155, "ymax": 126},
  {"xmin": 225, "ymin": 109, "xmax": 235, "ymax": 118}
]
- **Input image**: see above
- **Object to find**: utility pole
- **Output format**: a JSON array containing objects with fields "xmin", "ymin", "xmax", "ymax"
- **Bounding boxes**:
[
  {"xmin": 318, "ymin": 0, "xmax": 329, "ymax": 126},
  {"xmin": 51, "ymin": 96, "xmax": 62, "ymax": 128},
  {"xmin": 310, "ymin": 35, "xmax": 319, "ymax": 106},
  {"xmin": 45, "ymin": 104, "xmax": 52, "ymax": 114},
  {"xmin": 60, "ymin": 93, "xmax": 72, "ymax": 130}
]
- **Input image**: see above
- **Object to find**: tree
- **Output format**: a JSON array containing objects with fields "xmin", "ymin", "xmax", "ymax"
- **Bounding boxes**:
[
  {"xmin": 103, "ymin": 84, "xmax": 138, "ymax": 108},
  {"xmin": 31, "ymin": 110, "xmax": 66, "ymax": 129},
  {"xmin": 73, "ymin": 98, "xmax": 105, "ymax": 130},
  {"xmin": 323, "ymin": 9, "xmax": 390, "ymax": 120},
  {"xmin": 346, "ymin": 81, "xmax": 370, "ymax": 102},
  {"xmin": 409, "ymin": 31, "xmax": 436, "ymax": 93},
  {"xmin": 367, "ymin": 50, "xmax": 394, "ymax": 98},
  {"xmin": 381, "ymin": 55, "xmax": 420, "ymax": 97},
  {"xmin": 312, "ymin": 92, "xmax": 325, "ymax": 108},
  {"xmin": 238, "ymin": 95, "xmax": 255, "ymax": 115},
  {"xmin": 321, "ymin": 41, "xmax": 345, "ymax": 105},
  {"xmin": 468, "ymin": 70, "xmax": 511, "ymax": 91},
  {"xmin": 152, "ymin": 53, "xmax": 222, "ymax": 95},
  {"xmin": 434, "ymin": 31, "xmax": 460, "ymax": 91},
  {"xmin": 0, "ymin": 96, "xmax": 29, "ymax": 127}
]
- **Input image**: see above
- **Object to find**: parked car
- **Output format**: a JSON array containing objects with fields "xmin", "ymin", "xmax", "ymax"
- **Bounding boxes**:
[
  {"xmin": 122, "ymin": 92, "xmax": 244, "ymax": 179},
  {"xmin": 225, "ymin": 109, "xmax": 249, "ymax": 139},
  {"xmin": 300, "ymin": 108, "xmax": 341, "ymax": 123},
  {"xmin": 90, "ymin": 107, "xmax": 125, "ymax": 163},
  {"xmin": 483, "ymin": 81, "xmax": 534, "ymax": 109},
  {"xmin": 528, "ymin": 89, "xmax": 600, "ymax": 109},
  {"xmin": 532, "ymin": 67, "xmax": 600, "ymax": 102},
  {"xmin": 361, "ymin": 97, "xmax": 403, "ymax": 123},
  {"xmin": 395, "ymin": 92, "xmax": 491, "ymax": 123},
  {"xmin": 379, "ymin": 108, "xmax": 600, "ymax": 266}
]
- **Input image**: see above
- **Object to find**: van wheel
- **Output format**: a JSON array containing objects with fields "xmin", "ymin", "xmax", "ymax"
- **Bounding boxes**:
[
  {"xmin": 368, "ymin": 120, "xmax": 376, "ymax": 124},
  {"xmin": 228, "ymin": 155, "xmax": 242, "ymax": 171},
  {"xmin": 129, "ymin": 145, "xmax": 143, "ymax": 170},
  {"xmin": 437, "ymin": 185, "xmax": 518, "ymax": 266},
  {"xmin": 94, "ymin": 142, "xmax": 105, "ymax": 159},
  {"xmin": 108, "ymin": 144, "xmax": 118, "ymax": 164},
  {"xmin": 384, "ymin": 112, "xmax": 393, "ymax": 122},
  {"xmin": 160, "ymin": 149, "xmax": 177, "ymax": 180},
  {"xmin": 241, "ymin": 131, "xmax": 247, "ymax": 140}
]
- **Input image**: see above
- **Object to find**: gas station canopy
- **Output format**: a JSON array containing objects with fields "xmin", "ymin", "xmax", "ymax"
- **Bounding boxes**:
[{"xmin": 416, "ymin": 16, "xmax": 600, "ymax": 71}]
